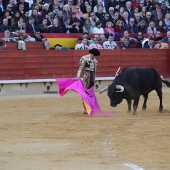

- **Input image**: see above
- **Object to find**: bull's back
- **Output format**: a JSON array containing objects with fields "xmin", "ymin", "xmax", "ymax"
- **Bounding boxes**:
[{"xmin": 117, "ymin": 67, "xmax": 162, "ymax": 95}]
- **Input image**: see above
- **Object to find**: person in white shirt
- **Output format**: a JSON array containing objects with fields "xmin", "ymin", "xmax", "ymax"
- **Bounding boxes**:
[
  {"xmin": 93, "ymin": 20, "xmax": 104, "ymax": 34},
  {"xmin": 75, "ymin": 37, "xmax": 89, "ymax": 50},
  {"xmin": 103, "ymin": 34, "xmax": 119, "ymax": 49}
]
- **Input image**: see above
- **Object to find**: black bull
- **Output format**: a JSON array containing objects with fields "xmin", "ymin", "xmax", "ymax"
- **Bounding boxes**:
[{"xmin": 100, "ymin": 67, "xmax": 170, "ymax": 115}]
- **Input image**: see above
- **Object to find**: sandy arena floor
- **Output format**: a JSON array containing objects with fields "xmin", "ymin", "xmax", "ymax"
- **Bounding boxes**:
[{"xmin": 0, "ymin": 87, "xmax": 170, "ymax": 170}]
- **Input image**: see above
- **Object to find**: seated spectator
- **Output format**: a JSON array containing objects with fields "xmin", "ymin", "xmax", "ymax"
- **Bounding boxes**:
[
  {"xmin": 74, "ymin": 5, "xmax": 83, "ymax": 20},
  {"xmin": 154, "ymin": 13, "xmax": 164, "ymax": 27},
  {"xmin": 83, "ymin": 19, "xmax": 93, "ymax": 34},
  {"xmin": 26, "ymin": 17, "xmax": 38, "ymax": 33},
  {"xmin": 70, "ymin": 12, "xmax": 78, "ymax": 25},
  {"xmin": 93, "ymin": 0, "xmax": 106, "ymax": 13},
  {"xmin": 89, "ymin": 35, "xmax": 103, "ymax": 49},
  {"xmin": 154, "ymin": 31, "xmax": 162, "ymax": 41},
  {"xmin": 54, "ymin": 44, "xmax": 70, "ymax": 50},
  {"xmin": 11, "ymin": 17, "xmax": 26, "ymax": 32},
  {"xmin": 112, "ymin": 12, "xmax": 120, "ymax": 27},
  {"xmin": 20, "ymin": 29, "xmax": 36, "ymax": 42},
  {"xmin": 137, "ymin": 20, "xmax": 147, "ymax": 33},
  {"xmin": 104, "ymin": 21, "xmax": 114, "ymax": 35},
  {"xmin": 93, "ymin": 20, "xmax": 104, "ymax": 34},
  {"xmin": 39, "ymin": 18, "xmax": 52, "ymax": 33},
  {"xmin": 164, "ymin": 13, "xmax": 170, "ymax": 31},
  {"xmin": 162, "ymin": 31, "xmax": 170, "ymax": 43},
  {"xmin": 121, "ymin": 31, "xmax": 137, "ymax": 43},
  {"xmin": 119, "ymin": 37, "xmax": 132, "ymax": 49},
  {"xmin": 143, "ymin": 37, "xmax": 155, "ymax": 49},
  {"xmin": 11, "ymin": 11, "xmax": 21, "ymax": 26},
  {"xmin": 144, "ymin": 12, "xmax": 155, "ymax": 27},
  {"xmin": 71, "ymin": 19, "xmax": 83, "ymax": 33},
  {"xmin": 1, "ymin": 30, "xmax": 16, "ymax": 42},
  {"xmin": 136, "ymin": 31, "xmax": 145, "ymax": 42},
  {"xmin": 147, "ymin": 21, "xmax": 157, "ymax": 34},
  {"xmin": 11, "ymin": 29, "xmax": 26, "ymax": 50},
  {"xmin": 95, "ymin": 6, "xmax": 105, "ymax": 21},
  {"xmin": 160, "ymin": 1, "xmax": 169, "ymax": 17},
  {"xmin": 61, "ymin": 17, "xmax": 76, "ymax": 33},
  {"xmin": 156, "ymin": 20, "xmax": 168, "ymax": 33},
  {"xmin": 75, "ymin": 37, "xmax": 89, "ymax": 50},
  {"xmin": 103, "ymin": 34, "xmax": 119, "ymax": 50},
  {"xmin": 0, "ymin": 19, "xmax": 11, "ymax": 33},
  {"xmin": 101, "ymin": 13, "xmax": 112, "ymax": 29},
  {"xmin": 114, "ymin": 20, "xmax": 125, "ymax": 33},
  {"xmin": 31, "ymin": 8, "xmax": 43, "ymax": 26},
  {"xmin": 42, "ymin": 3, "xmax": 51, "ymax": 18},
  {"xmin": 99, "ymin": 34, "xmax": 107, "ymax": 42},
  {"xmin": 125, "ymin": 18, "xmax": 138, "ymax": 34},
  {"xmin": 62, "ymin": 4, "xmax": 71, "ymax": 20},
  {"xmin": 50, "ymin": 18, "xmax": 63, "ymax": 33},
  {"xmin": 140, "ymin": 6, "xmax": 147, "ymax": 19},
  {"xmin": 155, "ymin": 37, "xmax": 169, "ymax": 49},
  {"xmin": 151, "ymin": 3, "xmax": 163, "ymax": 20},
  {"xmin": 33, "ymin": 30, "xmax": 51, "ymax": 50},
  {"xmin": 133, "ymin": 12, "xmax": 142, "ymax": 25}
]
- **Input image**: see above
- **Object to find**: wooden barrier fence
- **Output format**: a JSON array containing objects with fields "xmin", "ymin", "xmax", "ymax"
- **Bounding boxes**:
[{"xmin": 0, "ymin": 49, "xmax": 170, "ymax": 80}]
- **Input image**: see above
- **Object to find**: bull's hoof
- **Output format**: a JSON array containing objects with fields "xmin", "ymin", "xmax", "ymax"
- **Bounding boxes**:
[
  {"xmin": 142, "ymin": 106, "xmax": 147, "ymax": 110},
  {"xmin": 83, "ymin": 112, "xmax": 88, "ymax": 114},
  {"xmin": 133, "ymin": 112, "xmax": 137, "ymax": 116},
  {"xmin": 127, "ymin": 110, "xmax": 131, "ymax": 114},
  {"xmin": 159, "ymin": 106, "xmax": 163, "ymax": 112}
]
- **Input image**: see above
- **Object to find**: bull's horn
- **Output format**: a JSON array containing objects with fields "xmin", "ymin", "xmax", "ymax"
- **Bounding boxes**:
[
  {"xmin": 116, "ymin": 85, "xmax": 124, "ymax": 92},
  {"xmin": 99, "ymin": 86, "xmax": 108, "ymax": 94}
]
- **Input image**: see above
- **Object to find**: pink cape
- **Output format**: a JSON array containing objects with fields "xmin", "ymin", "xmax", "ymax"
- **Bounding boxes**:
[{"xmin": 57, "ymin": 78, "xmax": 115, "ymax": 117}]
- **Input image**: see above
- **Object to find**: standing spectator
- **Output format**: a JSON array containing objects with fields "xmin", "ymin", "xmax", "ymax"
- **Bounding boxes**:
[
  {"xmin": 147, "ymin": 21, "xmax": 157, "ymax": 34},
  {"xmin": 125, "ymin": 17, "xmax": 138, "ymax": 34},
  {"xmin": 155, "ymin": 37, "xmax": 169, "ymax": 49},
  {"xmin": 164, "ymin": 13, "xmax": 170, "ymax": 31},
  {"xmin": 162, "ymin": 31, "xmax": 170, "ymax": 43},
  {"xmin": 156, "ymin": 20, "xmax": 168, "ymax": 33},
  {"xmin": 101, "ymin": 13, "xmax": 112, "ymax": 28},
  {"xmin": 103, "ymin": 34, "xmax": 119, "ymax": 50},
  {"xmin": 89, "ymin": 35, "xmax": 103, "ymax": 49},
  {"xmin": 114, "ymin": 19, "xmax": 125, "ymax": 33},
  {"xmin": 93, "ymin": 20, "xmax": 104, "ymax": 34},
  {"xmin": 75, "ymin": 37, "xmax": 89, "ymax": 50},
  {"xmin": 50, "ymin": 18, "xmax": 63, "ymax": 33},
  {"xmin": 119, "ymin": 37, "xmax": 132, "ymax": 49},
  {"xmin": 33, "ymin": 30, "xmax": 51, "ymax": 50},
  {"xmin": 143, "ymin": 37, "xmax": 155, "ymax": 49}
]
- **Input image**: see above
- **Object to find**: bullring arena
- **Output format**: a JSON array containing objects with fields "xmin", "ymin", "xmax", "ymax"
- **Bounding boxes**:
[{"xmin": 0, "ymin": 47, "xmax": 170, "ymax": 170}]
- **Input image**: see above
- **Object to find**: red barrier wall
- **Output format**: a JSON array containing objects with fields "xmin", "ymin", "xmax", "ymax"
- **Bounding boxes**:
[{"xmin": 0, "ymin": 49, "xmax": 170, "ymax": 80}]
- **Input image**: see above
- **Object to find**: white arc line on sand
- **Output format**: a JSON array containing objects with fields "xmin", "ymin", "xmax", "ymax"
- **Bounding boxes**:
[{"xmin": 124, "ymin": 162, "xmax": 145, "ymax": 170}]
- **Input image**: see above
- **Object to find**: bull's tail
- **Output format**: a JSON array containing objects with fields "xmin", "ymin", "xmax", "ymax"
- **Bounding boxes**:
[{"xmin": 162, "ymin": 80, "xmax": 170, "ymax": 87}]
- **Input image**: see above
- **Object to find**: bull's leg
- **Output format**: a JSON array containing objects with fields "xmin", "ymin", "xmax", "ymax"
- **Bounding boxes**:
[
  {"xmin": 142, "ymin": 93, "xmax": 148, "ymax": 110},
  {"xmin": 133, "ymin": 97, "xmax": 140, "ymax": 115},
  {"xmin": 126, "ymin": 98, "xmax": 132, "ymax": 113},
  {"xmin": 155, "ymin": 89, "xmax": 163, "ymax": 112}
]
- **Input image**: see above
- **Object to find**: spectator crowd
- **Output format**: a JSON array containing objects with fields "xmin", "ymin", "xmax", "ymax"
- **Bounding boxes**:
[{"xmin": 0, "ymin": 0, "xmax": 170, "ymax": 49}]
